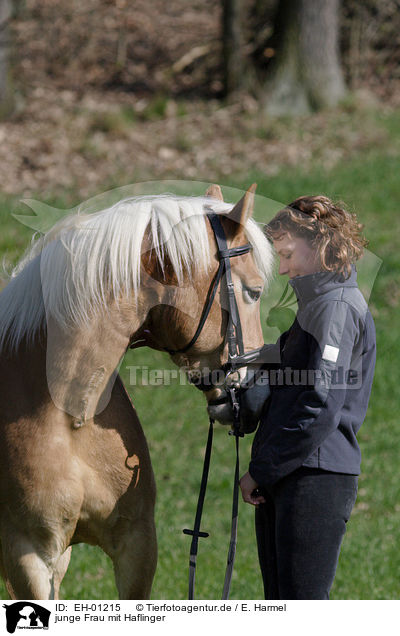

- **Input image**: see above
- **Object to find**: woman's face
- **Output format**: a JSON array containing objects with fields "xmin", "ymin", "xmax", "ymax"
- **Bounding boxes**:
[{"xmin": 273, "ymin": 233, "xmax": 321, "ymax": 279}]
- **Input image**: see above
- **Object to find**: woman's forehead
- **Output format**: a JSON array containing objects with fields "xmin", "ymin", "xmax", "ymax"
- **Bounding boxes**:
[
  {"xmin": 273, "ymin": 234, "xmax": 295, "ymax": 251},
  {"xmin": 273, "ymin": 234, "xmax": 310, "ymax": 253}
]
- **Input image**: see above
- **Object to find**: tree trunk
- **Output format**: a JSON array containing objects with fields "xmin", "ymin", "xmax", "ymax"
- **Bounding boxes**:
[
  {"xmin": 222, "ymin": 0, "xmax": 244, "ymax": 95},
  {"xmin": 264, "ymin": 0, "xmax": 346, "ymax": 115},
  {"xmin": 0, "ymin": 0, "xmax": 13, "ymax": 118}
]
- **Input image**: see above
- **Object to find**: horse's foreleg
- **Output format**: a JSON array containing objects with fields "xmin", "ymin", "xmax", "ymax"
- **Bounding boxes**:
[
  {"xmin": 1, "ymin": 530, "xmax": 59, "ymax": 600},
  {"xmin": 110, "ymin": 517, "xmax": 157, "ymax": 600},
  {"xmin": 52, "ymin": 547, "xmax": 72, "ymax": 599}
]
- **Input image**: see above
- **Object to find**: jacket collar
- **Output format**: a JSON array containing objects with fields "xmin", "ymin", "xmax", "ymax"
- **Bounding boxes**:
[{"xmin": 288, "ymin": 264, "xmax": 358, "ymax": 303}]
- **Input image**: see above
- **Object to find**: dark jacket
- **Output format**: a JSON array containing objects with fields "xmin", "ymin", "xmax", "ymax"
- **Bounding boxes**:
[{"xmin": 249, "ymin": 266, "xmax": 376, "ymax": 487}]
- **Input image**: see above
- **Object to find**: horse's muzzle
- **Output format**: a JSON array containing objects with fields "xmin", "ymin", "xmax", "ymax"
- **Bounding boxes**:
[
  {"xmin": 206, "ymin": 389, "xmax": 260, "ymax": 434},
  {"xmin": 205, "ymin": 364, "xmax": 270, "ymax": 435}
]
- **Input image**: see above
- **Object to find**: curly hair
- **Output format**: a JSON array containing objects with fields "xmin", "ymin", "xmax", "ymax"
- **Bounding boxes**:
[{"xmin": 265, "ymin": 195, "xmax": 368, "ymax": 278}]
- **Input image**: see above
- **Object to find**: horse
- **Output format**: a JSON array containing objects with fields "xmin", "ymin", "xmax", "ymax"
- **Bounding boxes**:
[{"xmin": 0, "ymin": 183, "xmax": 273, "ymax": 600}]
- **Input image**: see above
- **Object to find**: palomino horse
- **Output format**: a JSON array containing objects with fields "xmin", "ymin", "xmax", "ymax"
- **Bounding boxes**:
[{"xmin": 0, "ymin": 184, "xmax": 273, "ymax": 599}]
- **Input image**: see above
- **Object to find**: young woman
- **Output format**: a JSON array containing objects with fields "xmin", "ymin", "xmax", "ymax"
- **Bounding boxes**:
[{"xmin": 239, "ymin": 195, "xmax": 376, "ymax": 600}]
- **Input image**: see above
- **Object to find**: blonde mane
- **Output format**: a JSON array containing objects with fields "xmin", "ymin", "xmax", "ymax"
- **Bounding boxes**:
[{"xmin": 0, "ymin": 194, "xmax": 273, "ymax": 351}]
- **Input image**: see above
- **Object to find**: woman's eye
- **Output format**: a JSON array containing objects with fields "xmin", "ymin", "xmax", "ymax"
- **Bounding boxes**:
[{"xmin": 243, "ymin": 287, "xmax": 262, "ymax": 303}]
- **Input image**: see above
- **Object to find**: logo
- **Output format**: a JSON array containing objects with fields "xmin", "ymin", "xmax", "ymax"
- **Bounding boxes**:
[{"xmin": 3, "ymin": 603, "xmax": 51, "ymax": 633}]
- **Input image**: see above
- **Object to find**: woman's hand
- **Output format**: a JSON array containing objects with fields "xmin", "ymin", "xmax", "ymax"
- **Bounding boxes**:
[{"xmin": 239, "ymin": 471, "xmax": 266, "ymax": 506}]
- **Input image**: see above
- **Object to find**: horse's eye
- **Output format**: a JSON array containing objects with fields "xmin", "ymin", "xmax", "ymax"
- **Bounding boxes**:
[{"xmin": 243, "ymin": 287, "xmax": 262, "ymax": 304}]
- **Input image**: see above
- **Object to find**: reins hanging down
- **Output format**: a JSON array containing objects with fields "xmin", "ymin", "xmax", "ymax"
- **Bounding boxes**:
[
  {"xmin": 182, "ymin": 418, "xmax": 214, "ymax": 601},
  {"xmin": 183, "ymin": 416, "xmax": 242, "ymax": 601}
]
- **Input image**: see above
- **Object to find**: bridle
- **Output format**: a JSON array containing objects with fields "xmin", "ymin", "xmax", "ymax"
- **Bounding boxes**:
[
  {"xmin": 166, "ymin": 211, "xmax": 264, "ymax": 379},
  {"xmin": 130, "ymin": 210, "xmax": 264, "ymax": 599}
]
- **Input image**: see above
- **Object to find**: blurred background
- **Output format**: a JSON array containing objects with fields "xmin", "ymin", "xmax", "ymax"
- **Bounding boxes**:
[
  {"xmin": 0, "ymin": 0, "xmax": 399, "ymax": 600},
  {"xmin": 0, "ymin": 0, "xmax": 399, "ymax": 199}
]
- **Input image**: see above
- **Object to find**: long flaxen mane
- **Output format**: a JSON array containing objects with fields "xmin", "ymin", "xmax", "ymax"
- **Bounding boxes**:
[{"xmin": 0, "ymin": 194, "xmax": 273, "ymax": 352}]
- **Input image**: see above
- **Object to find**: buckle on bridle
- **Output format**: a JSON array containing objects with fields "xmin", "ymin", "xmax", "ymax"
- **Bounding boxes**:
[
  {"xmin": 226, "ymin": 384, "xmax": 244, "ymax": 438},
  {"xmin": 224, "ymin": 367, "xmax": 241, "ymax": 390}
]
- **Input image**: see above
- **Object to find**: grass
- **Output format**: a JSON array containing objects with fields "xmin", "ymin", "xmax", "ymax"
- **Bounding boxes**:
[{"xmin": 0, "ymin": 110, "xmax": 399, "ymax": 599}]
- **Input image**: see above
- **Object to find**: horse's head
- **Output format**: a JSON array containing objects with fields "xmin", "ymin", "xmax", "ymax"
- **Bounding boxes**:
[
  {"xmin": 136, "ymin": 184, "xmax": 273, "ymax": 433},
  {"xmin": 2, "ymin": 184, "xmax": 272, "ymax": 426}
]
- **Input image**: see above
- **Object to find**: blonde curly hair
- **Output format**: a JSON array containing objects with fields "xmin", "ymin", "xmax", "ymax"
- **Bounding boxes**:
[{"xmin": 265, "ymin": 195, "xmax": 368, "ymax": 278}]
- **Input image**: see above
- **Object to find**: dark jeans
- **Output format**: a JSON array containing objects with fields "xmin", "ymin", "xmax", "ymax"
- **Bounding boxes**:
[{"xmin": 254, "ymin": 467, "xmax": 358, "ymax": 600}]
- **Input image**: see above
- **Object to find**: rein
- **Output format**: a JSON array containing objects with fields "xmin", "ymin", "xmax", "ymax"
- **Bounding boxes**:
[{"xmin": 182, "ymin": 415, "xmax": 241, "ymax": 600}]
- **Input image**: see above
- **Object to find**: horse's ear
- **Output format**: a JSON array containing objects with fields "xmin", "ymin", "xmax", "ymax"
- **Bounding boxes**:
[
  {"xmin": 205, "ymin": 184, "xmax": 224, "ymax": 201},
  {"xmin": 226, "ymin": 183, "xmax": 257, "ymax": 229}
]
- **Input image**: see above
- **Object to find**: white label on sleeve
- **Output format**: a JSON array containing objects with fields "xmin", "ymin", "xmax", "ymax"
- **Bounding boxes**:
[{"xmin": 322, "ymin": 344, "xmax": 339, "ymax": 363}]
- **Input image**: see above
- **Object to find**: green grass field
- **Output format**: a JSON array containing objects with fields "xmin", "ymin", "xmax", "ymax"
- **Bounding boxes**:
[{"xmin": 0, "ymin": 108, "xmax": 399, "ymax": 600}]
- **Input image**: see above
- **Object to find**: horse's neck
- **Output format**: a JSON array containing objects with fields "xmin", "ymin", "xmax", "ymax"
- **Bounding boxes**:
[
  {"xmin": 43, "ymin": 305, "xmax": 139, "ymax": 422},
  {"xmin": 45, "ymin": 276, "xmax": 186, "ymax": 421},
  {"xmin": 3, "ymin": 269, "xmax": 202, "ymax": 422}
]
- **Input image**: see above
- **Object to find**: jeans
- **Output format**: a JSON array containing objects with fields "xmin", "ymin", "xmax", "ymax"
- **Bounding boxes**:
[{"xmin": 254, "ymin": 467, "xmax": 358, "ymax": 600}]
